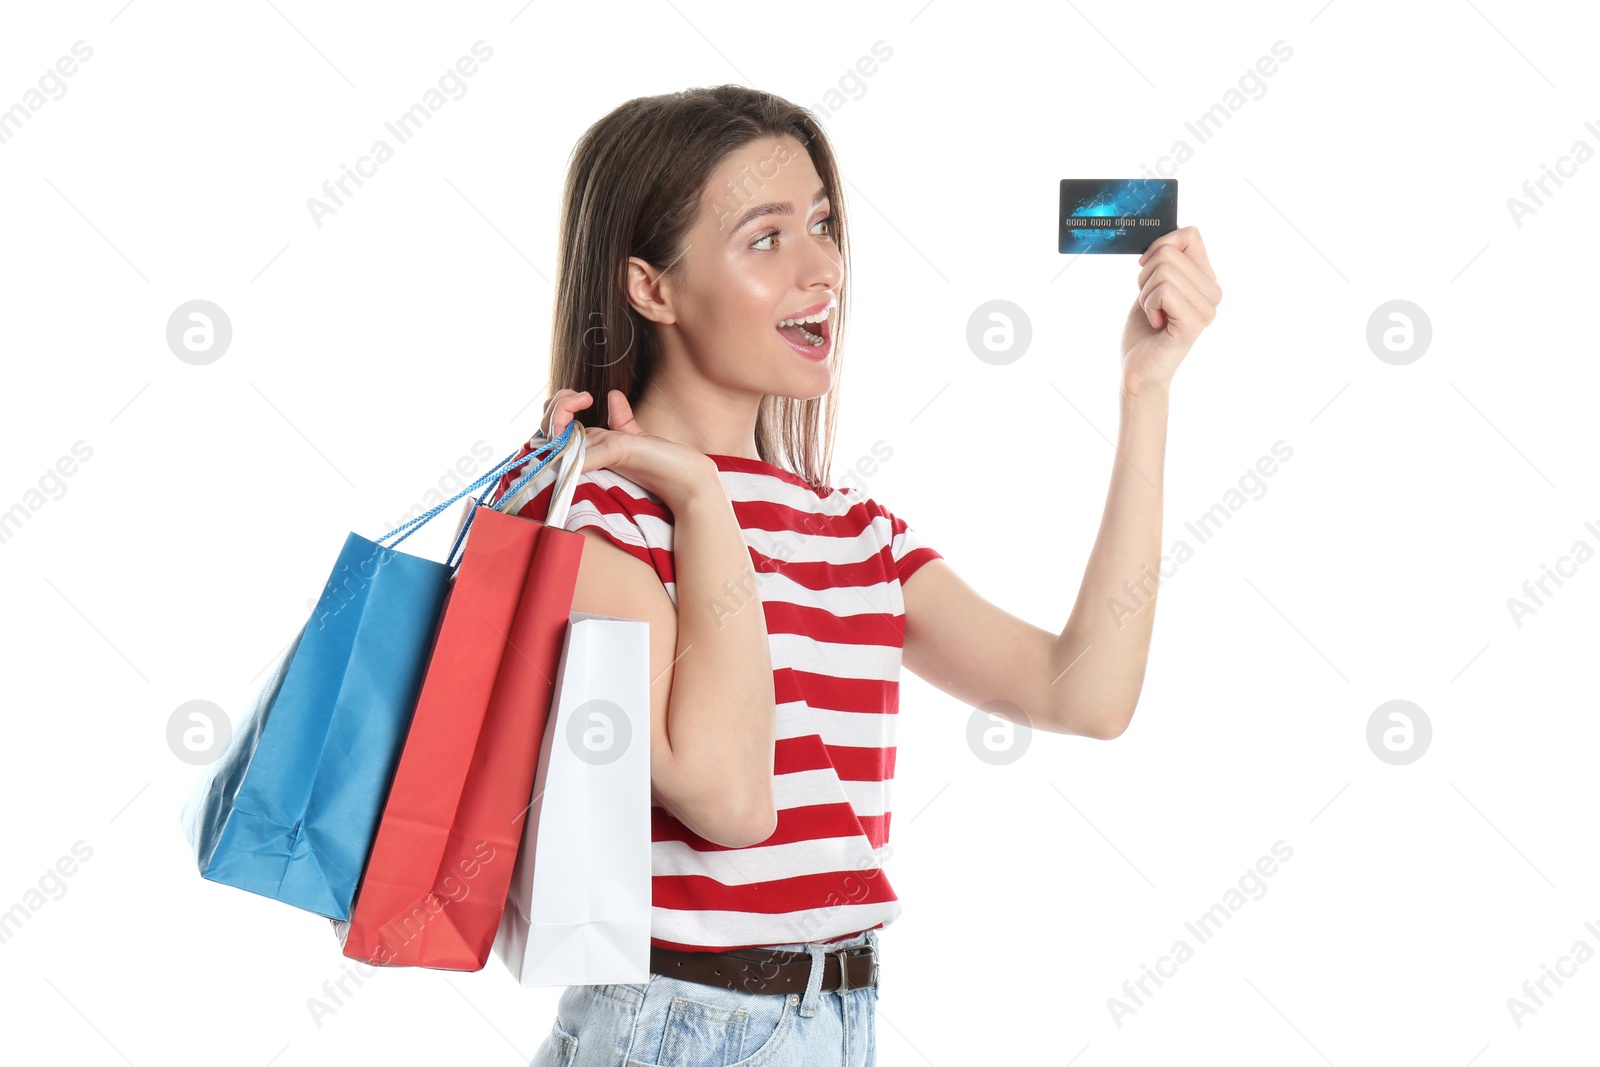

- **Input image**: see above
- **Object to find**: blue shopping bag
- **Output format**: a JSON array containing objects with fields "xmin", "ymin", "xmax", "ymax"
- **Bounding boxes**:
[{"xmin": 181, "ymin": 426, "xmax": 577, "ymax": 921}]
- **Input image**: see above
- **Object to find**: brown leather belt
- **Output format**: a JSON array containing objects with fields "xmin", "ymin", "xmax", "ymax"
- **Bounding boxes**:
[{"xmin": 649, "ymin": 941, "xmax": 878, "ymax": 995}]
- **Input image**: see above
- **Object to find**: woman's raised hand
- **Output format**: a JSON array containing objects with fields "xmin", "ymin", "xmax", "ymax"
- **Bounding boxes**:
[
  {"xmin": 1119, "ymin": 225, "xmax": 1221, "ymax": 398},
  {"xmin": 537, "ymin": 387, "xmax": 718, "ymax": 510}
]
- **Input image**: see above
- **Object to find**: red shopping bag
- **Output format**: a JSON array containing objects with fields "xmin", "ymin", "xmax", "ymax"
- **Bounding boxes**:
[{"xmin": 335, "ymin": 426, "xmax": 588, "ymax": 970}]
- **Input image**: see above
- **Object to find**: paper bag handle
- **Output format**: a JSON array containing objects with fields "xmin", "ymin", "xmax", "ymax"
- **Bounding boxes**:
[
  {"xmin": 378, "ymin": 428, "xmax": 570, "ymax": 549},
  {"xmin": 494, "ymin": 419, "xmax": 585, "ymax": 526},
  {"xmin": 544, "ymin": 422, "xmax": 586, "ymax": 529}
]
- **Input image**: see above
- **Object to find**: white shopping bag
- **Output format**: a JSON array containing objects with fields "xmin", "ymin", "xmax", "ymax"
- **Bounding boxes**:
[{"xmin": 493, "ymin": 610, "xmax": 651, "ymax": 986}]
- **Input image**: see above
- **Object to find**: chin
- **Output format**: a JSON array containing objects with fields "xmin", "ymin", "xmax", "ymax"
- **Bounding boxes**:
[{"xmin": 782, "ymin": 364, "xmax": 834, "ymax": 400}]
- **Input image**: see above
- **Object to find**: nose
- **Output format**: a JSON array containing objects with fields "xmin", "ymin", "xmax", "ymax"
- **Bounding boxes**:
[{"xmin": 802, "ymin": 229, "xmax": 842, "ymax": 291}]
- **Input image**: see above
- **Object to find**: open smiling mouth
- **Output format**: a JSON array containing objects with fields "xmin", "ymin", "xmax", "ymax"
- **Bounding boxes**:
[{"xmin": 776, "ymin": 304, "xmax": 832, "ymax": 353}]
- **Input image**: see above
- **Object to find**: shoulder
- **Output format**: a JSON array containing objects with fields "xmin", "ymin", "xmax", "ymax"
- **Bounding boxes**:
[{"xmin": 830, "ymin": 483, "xmax": 893, "ymax": 524}]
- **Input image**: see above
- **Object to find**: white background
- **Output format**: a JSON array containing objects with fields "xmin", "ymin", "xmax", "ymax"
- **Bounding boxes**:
[{"xmin": 2, "ymin": 1, "xmax": 1597, "ymax": 1064}]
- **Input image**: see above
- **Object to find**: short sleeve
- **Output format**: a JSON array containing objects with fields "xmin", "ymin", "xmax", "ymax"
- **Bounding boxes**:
[
  {"xmin": 882, "ymin": 503, "xmax": 942, "ymax": 585},
  {"xmin": 493, "ymin": 436, "xmax": 661, "ymax": 572}
]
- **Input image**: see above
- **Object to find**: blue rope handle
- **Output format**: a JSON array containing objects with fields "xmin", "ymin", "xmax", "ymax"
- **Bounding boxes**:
[
  {"xmin": 442, "ymin": 422, "xmax": 577, "ymax": 568},
  {"xmin": 377, "ymin": 448, "xmax": 541, "ymax": 547},
  {"xmin": 492, "ymin": 421, "xmax": 580, "ymax": 511},
  {"xmin": 376, "ymin": 423, "xmax": 573, "ymax": 549}
]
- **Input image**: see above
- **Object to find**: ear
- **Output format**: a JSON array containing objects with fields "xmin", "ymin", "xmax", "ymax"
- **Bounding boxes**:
[{"xmin": 625, "ymin": 255, "xmax": 677, "ymax": 326}]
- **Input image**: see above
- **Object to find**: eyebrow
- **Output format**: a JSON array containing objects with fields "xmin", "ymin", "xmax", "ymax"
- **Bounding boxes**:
[{"xmin": 728, "ymin": 187, "xmax": 829, "ymax": 237}]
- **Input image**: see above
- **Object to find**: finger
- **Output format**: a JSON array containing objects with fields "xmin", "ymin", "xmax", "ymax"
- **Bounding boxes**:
[
  {"xmin": 1138, "ymin": 225, "xmax": 1214, "ymax": 282},
  {"xmin": 1138, "ymin": 262, "xmax": 1214, "ymax": 328},
  {"xmin": 608, "ymin": 389, "xmax": 644, "ymax": 434},
  {"xmin": 1137, "ymin": 270, "xmax": 1209, "ymax": 334},
  {"xmin": 1137, "ymin": 224, "xmax": 1206, "ymax": 263},
  {"xmin": 1176, "ymin": 227, "xmax": 1215, "ymax": 280},
  {"xmin": 1137, "ymin": 244, "xmax": 1222, "ymax": 307},
  {"xmin": 577, "ymin": 425, "xmax": 607, "ymax": 474},
  {"xmin": 539, "ymin": 389, "xmax": 575, "ymax": 438},
  {"xmin": 557, "ymin": 391, "xmax": 593, "ymax": 434},
  {"xmin": 1139, "ymin": 227, "xmax": 1209, "ymax": 283},
  {"xmin": 1137, "ymin": 242, "xmax": 1216, "ymax": 301},
  {"xmin": 1135, "ymin": 227, "xmax": 1186, "ymax": 264},
  {"xmin": 542, "ymin": 389, "xmax": 593, "ymax": 438}
]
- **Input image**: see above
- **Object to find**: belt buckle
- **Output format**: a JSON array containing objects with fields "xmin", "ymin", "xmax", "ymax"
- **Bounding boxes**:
[{"xmin": 833, "ymin": 943, "xmax": 877, "ymax": 993}]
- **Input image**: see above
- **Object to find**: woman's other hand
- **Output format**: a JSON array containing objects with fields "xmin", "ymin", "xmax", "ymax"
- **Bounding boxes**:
[{"xmin": 1120, "ymin": 225, "xmax": 1222, "ymax": 398}]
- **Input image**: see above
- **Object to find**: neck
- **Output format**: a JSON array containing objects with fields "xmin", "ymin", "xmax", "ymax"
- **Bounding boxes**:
[{"xmin": 629, "ymin": 367, "xmax": 762, "ymax": 462}]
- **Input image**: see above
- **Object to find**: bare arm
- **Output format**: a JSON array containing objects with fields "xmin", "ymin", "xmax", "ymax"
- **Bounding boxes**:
[
  {"xmin": 901, "ymin": 227, "xmax": 1220, "ymax": 739},
  {"xmin": 542, "ymin": 386, "xmax": 779, "ymax": 847},
  {"xmin": 567, "ymin": 462, "xmax": 777, "ymax": 848},
  {"xmin": 656, "ymin": 471, "xmax": 778, "ymax": 843},
  {"xmin": 901, "ymin": 387, "xmax": 1168, "ymax": 739},
  {"xmin": 1047, "ymin": 385, "xmax": 1169, "ymax": 731}
]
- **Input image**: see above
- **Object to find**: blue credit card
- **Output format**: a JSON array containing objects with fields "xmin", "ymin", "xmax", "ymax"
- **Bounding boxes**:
[{"xmin": 1058, "ymin": 179, "xmax": 1178, "ymax": 254}]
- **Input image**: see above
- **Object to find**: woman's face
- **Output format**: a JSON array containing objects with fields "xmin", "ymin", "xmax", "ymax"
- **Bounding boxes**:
[{"xmin": 642, "ymin": 135, "xmax": 843, "ymax": 401}]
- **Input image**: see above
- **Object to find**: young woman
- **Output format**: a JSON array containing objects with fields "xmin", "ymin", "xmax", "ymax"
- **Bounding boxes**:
[{"xmin": 496, "ymin": 85, "xmax": 1220, "ymax": 1067}]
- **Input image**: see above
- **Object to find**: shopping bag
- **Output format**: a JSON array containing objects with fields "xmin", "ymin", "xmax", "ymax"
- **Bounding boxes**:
[
  {"xmin": 336, "ymin": 425, "xmax": 590, "ymax": 969},
  {"xmin": 180, "ymin": 432, "xmax": 571, "ymax": 921},
  {"xmin": 493, "ymin": 609, "xmax": 652, "ymax": 986}
]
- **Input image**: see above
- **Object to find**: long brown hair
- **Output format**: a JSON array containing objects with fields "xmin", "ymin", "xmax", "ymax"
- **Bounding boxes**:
[{"xmin": 544, "ymin": 85, "xmax": 848, "ymax": 491}]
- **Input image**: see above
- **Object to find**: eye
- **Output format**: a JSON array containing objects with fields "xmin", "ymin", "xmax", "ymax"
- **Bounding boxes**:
[{"xmin": 750, "ymin": 213, "xmax": 836, "ymax": 251}]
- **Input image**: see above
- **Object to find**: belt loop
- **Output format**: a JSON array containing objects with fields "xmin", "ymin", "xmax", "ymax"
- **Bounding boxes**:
[
  {"xmin": 798, "ymin": 943, "xmax": 826, "ymax": 1017},
  {"xmin": 869, "ymin": 929, "xmax": 880, "ymax": 992}
]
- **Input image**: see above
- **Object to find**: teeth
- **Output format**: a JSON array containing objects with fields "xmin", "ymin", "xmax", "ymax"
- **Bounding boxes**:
[
  {"xmin": 777, "ymin": 308, "xmax": 831, "ymax": 328},
  {"xmin": 777, "ymin": 307, "xmax": 829, "ymax": 349},
  {"xmin": 779, "ymin": 322, "xmax": 826, "ymax": 346}
]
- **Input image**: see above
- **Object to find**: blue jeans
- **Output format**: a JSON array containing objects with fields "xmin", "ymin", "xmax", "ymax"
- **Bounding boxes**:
[{"xmin": 529, "ymin": 927, "xmax": 880, "ymax": 1067}]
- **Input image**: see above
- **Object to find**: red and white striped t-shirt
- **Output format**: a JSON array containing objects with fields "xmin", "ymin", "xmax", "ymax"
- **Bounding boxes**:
[{"xmin": 494, "ymin": 440, "xmax": 942, "ymax": 952}]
